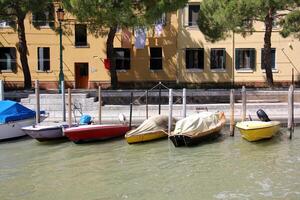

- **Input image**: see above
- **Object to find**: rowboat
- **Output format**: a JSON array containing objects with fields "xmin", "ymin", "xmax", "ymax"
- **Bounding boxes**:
[
  {"xmin": 236, "ymin": 121, "xmax": 281, "ymax": 142},
  {"xmin": 169, "ymin": 112, "xmax": 226, "ymax": 147},
  {"xmin": 64, "ymin": 124, "xmax": 130, "ymax": 143},
  {"xmin": 22, "ymin": 123, "xmax": 70, "ymax": 142},
  {"xmin": 0, "ymin": 100, "xmax": 36, "ymax": 141},
  {"xmin": 125, "ymin": 115, "xmax": 175, "ymax": 144}
]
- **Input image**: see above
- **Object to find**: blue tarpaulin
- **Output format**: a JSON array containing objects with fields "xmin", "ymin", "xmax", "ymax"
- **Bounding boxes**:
[{"xmin": 0, "ymin": 100, "xmax": 35, "ymax": 124}]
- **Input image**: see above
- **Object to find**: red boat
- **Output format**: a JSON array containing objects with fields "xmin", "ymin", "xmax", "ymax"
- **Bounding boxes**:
[{"xmin": 64, "ymin": 124, "xmax": 130, "ymax": 143}]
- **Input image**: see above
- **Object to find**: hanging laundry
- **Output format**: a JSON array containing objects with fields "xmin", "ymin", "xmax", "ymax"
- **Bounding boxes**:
[
  {"xmin": 134, "ymin": 27, "xmax": 146, "ymax": 49},
  {"xmin": 155, "ymin": 23, "xmax": 163, "ymax": 37},
  {"xmin": 122, "ymin": 29, "xmax": 132, "ymax": 48}
]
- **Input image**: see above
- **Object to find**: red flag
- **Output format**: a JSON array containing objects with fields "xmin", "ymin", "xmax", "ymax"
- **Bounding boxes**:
[{"xmin": 104, "ymin": 59, "xmax": 110, "ymax": 70}]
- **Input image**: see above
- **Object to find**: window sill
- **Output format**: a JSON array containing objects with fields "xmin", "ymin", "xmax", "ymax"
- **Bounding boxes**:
[
  {"xmin": 0, "ymin": 70, "xmax": 14, "ymax": 73},
  {"xmin": 262, "ymin": 69, "xmax": 279, "ymax": 73},
  {"xmin": 150, "ymin": 69, "xmax": 163, "ymax": 72},
  {"xmin": 36, "ymin": 70, "xmax": 53, "ymax": 73},
  {"xmin": 236, "ymin": 69, "xmax": 254, "ymax": 73},
  {"xmin": 0, "ymin": 26, "xmax": 12, "ymax": 29},
  {"xmin": 116, "ymin": 69, "xmax": 129, "ymax": 72},
  {"xmin": 211, "ymin": 69, "xmax": 227, "ymax": 73},
  {"xmin": 186, "ymin": 69, "xmax": 204, "ymax": 73},
  {"xmin": 74, "ymin": 44, "xmax": 90, "ymax": 48},
  {"xmin": 184, "ymin": 25, "xmax": 199, "ymax": 30}
]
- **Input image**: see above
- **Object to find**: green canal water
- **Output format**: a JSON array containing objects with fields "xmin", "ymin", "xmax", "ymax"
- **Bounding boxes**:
[{"xmin": 0, "ymin": 128, "xmax": 300, "ymax": 200}]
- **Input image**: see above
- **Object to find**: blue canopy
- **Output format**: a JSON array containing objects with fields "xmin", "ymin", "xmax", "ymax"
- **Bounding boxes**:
[{"xmin": 0, "ymin": 100, "xmax": 36, "ymax": 124}]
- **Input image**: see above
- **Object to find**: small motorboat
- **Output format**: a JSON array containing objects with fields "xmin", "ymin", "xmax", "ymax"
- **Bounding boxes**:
[
  {"xmin": 22, "ymin": 123, "xmax": 69, "ymax": 142},
  {"xmin": 0, "ymin": 100, "xmax": 37, "ymax": 141},
  {"xmin": 125, "ymin": 115, "xmax": 176, "ymax": 144},
  {"xmin": 236, "ymin": 109, "xmax": 281, "ymax": 142},
  {"xmin": 64, "ymin": 124, "xmax": 130, "ymax": 143},
  {"xmin": 169, "ymin": 112, "xmax": 226, "ymax": 147}
]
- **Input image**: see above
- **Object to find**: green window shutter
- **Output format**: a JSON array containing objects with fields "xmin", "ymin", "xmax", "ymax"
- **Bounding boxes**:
[
  {"xmin": 235, "ymin": 49, "xmax": 240, "ymax": 69},
  {"xmin": 250, "ymin": 49, "xmax": 256, "ymax": 70}
]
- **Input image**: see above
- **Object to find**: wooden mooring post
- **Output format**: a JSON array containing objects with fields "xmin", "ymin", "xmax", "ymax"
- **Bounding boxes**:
[
  {"xmin": 168, "ymin": 89, "xmax": 173, "ymax": 135},
  {"xmin": 158, "ymin": 82, "xmax": 162, "ymax": 115},
  {"xmin": 288, "ymin": 85, "xmax": 294, "ymax": 139},
  {"xmin": 98, "ymin": 86, "xmax": 102, "ymax": 124},
  {"xmin": 242, "ymin": 86, "xmax": 247, "ymax": 121},
  {"xmin": 35, "ymin": 80, "xmax": 40, "ymax": 124},
  {"xmin": 230, "ymin": 89, "xmax": 235, "ymax": 136},
  {"xmin": 0, "ymin": 80, "xmax": 4, "ymax": 101},
  {"xmin": 182, "ymin": 88, "xmax": 187, "ymax": 118},
  {"xmin": 68, "ymin": 88, "xmax": 72, "ymax": 128},
  {"xmin": 146, "ymin": 90, "xmax": 149, "ymax": 119},
  {"xmin": 61, "ymin": 81, "xmax": 66, "ymax": 122},
  {"xmin": 129, "ymin": 92, "xmax": 133, "ymax": 129}
]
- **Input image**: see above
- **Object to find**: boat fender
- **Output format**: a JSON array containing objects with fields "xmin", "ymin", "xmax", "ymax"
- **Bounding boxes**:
[
  {"xmin": 256, "ymin": 109, "xmax": 271, "ymax": 122},
  {"xmin": 79, "ymin": 115, "xmax": 92, "ymax": 125}
]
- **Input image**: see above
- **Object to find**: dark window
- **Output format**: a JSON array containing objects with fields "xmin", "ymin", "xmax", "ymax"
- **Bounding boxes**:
[
  {"xmin": 38, "ymin": 47, "xmax": 50, "ymax": 71},
  {"xmin": 235, "ymin": 48, "xmax": 256, "ymax": 70},
  {"xmin": 0, "ymin": 20, "xmax": 15, "ymax": 28},
  {"xmin": 79, "ymin": 63, "xmax": 88, "ymax": 76},
  {"xmin": 114, "ymin": 48, "xmax": 130, "ymax": 70},
  {"xmin": 211, "ymin": 48, "xmax": 226, "ymax": 70},
  {"xmin": 32, "ymin": 4, "xmax": 54, "ymax": 27},
  {"xmin": 75, "ymin": 24, "xmax": 87, "ymax": 46},
  {"xmin": 188, "ymin": 5, "xmax": 200, "ymax": 26},
  {"xmin": 0, "ymin": 47, "xmax": 16, "ymax": 71},
  {"xmin": 150, "ymin": 47, "xmax": 162, "ymax": 70},
  {"xmin": 186, "ymin": 48, "xmax": 204, "ymax": 69},
  {"xmin": 261, "ymin": 48, "xmax": 276, "ymax": 69}
]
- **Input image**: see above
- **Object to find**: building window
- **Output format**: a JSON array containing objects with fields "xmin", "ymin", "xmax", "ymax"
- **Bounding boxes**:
[
  {"xmin": 0, "ymin": 20, "xmax": 15, "ymax": 28},
  {"xmin": 32, "ymin": 4, "xmax": 54, "ymax": 28},
  {"xmin": 114, "ymin": 48, "xmax": 130, "ymax": 70},
  {"xmin": 37, "ymin": 47, "xmax": 50, "ymax": 71},
  {"xmin": 186, "ymin": 48, "xmax": 204, "ymax": 70},
  {"xmin": 75, "ymin": 24, "xmax": 87, "ymax": 46},
  {"xmin": 211, "ymin": 48, "xmax": 226, "ymax": 70},
  {"xmin": 261, "ymin": 48, "xmax": 276, "ymax": 69},
  {"xmin": 0, "ymin": 47, "xmax": 16, "ymax": 71},
  {"xmin": 235, "ymin": 48, "xmax": 256, "ymax": 70},
  {"xmin": 150, "ymin": 47, "xmax": 163, "ymax": 70},
  {"xmin": 188, "ymin": 4, "xmax": 200, "ymax": 26}
]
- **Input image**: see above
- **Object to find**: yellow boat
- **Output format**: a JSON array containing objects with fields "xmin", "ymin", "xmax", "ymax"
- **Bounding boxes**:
[
  {"xmin": 125, "ymin": 115, "xmax": 175, "ymax": 144},
  {"xmin": 236, "ymin": 121, "xmax": 281, "ymax": 142}
]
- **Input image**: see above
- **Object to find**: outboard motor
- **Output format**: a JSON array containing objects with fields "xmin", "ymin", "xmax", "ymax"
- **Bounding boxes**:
[
  {"xmin": 79, "ymin": 115, "xmax": 92, "ymax": 125},
  {"xmin": 256, "ymin": 109, "xmax": 271, "ymax": 122}
]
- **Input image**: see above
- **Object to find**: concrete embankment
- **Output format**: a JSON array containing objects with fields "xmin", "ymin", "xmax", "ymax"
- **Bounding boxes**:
[{"xmin": 20, "ymin": 92, "xmax": 300, "ymax": 125}]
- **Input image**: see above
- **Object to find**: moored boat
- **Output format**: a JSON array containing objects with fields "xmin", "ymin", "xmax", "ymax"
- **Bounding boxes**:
[
  {"xmin": 169, "ymin": 112, "xmax": 226, "ymax": 147},
  {"xmin": 64, "ymin": 124, "xmax": 130, "ymax": 143},
  {"xmin": 125, "ymin": 115, "xmax": 175, "ymax": 144},
  {"xmin": 236, "ymin": 121, "xmax": 281, "ymax": 142},
  {"xmin": 0, "ymin": 100, "xmax": 36, "ymax": 141},
  {"xmin": 22, "ymin": 123, "xmax": 70, "ymax": 142}
]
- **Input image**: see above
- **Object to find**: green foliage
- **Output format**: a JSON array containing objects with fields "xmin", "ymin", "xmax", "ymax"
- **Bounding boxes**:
[
  {"xmin": 280, "ymin": 10, "xmax": 300, "ymax": 39},
  {"xmin": 198, "ymin": 0, "xmax": 300, "ymax": 42},
  {"xmin": 63, "ymin": 0, "xmax": 188, "ymax": 32}
]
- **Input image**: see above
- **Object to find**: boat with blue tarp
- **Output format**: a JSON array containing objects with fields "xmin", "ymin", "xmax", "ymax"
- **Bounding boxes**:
[{"xmin": 0, "ymin": 100, "xmax": 36, "ymax": 141}]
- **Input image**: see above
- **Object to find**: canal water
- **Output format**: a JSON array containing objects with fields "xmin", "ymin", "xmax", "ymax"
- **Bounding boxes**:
[{"xmin": 0, "ymin": 128, "xmax": 300, "ymax": 200}]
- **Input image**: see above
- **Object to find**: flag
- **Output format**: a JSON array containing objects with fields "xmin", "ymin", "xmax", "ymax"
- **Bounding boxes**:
[
  {"xmin": 134, "ymin": 27, "xmax": 146, "ymax": 49},
  {"xmin": 155, "ymin": 23, "xmax": 163, "ymax": 37},
  {"xmin": 122, "ymin": 29, "xmax": 131, "ymax": 48}
]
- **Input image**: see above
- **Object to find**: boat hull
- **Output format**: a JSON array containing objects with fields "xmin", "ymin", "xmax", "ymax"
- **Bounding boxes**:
[
  {"xmin": 0, "ymin": 118, "xmax": 35, "ymax": 141},
  {"xmin": 64, "ymin": 124, "xmax": 130, "ymax": 143},
  {"xmin": 125, "ymin": 130, "xmax": 167, "ymax": 144},
  {"xmin": 22, "ymin": 125, "xmax": 66, "ymax": 142},
  {"xmin": 236, "ymin": 121, "xmax": 281, "ymax": 142}
]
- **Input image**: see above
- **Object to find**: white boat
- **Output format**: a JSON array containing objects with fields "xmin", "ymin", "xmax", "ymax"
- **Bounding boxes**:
[
  {"xmin": 0, "ymin": 118, "xmax": 36, "ymax": 140},
  {"xmin": 22, "ymin": 123, "xmax": 69, "ymax": 142},
  {"xmin": 0, "ymin": 100, "xmax": 37, "ymax": 141}
]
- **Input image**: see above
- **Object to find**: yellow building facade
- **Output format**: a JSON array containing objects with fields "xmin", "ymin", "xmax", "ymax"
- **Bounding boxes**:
[{"xmin": 0, "ymin": 1, "xmax": 299, "ymax": 89}]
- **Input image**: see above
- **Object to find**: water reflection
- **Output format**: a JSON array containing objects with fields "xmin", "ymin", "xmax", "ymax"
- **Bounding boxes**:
[{"xmin": 0, "ymin": 128, "xmax": 299, "ymax": 200}]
